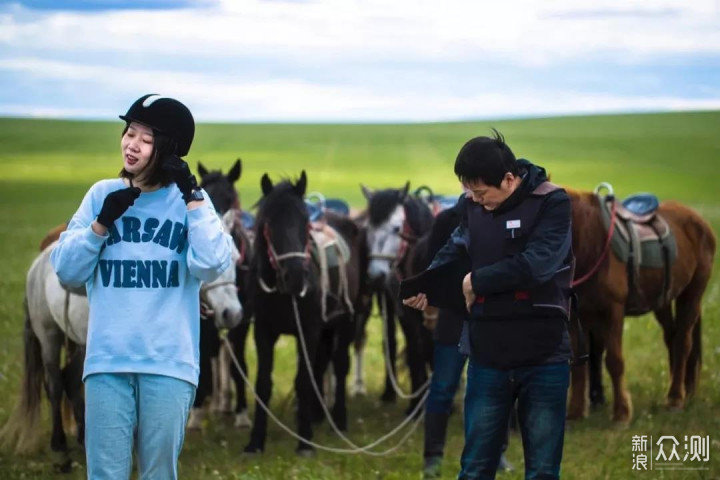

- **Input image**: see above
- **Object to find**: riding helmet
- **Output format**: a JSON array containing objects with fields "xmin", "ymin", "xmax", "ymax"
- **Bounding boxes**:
[{"xmin": 119, "ymin": 94, "xmax": 195, "ymax": 157}]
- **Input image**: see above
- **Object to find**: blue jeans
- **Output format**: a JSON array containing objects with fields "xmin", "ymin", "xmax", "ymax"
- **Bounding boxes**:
[
  {"xmin": 459, "ymin": 360, "xmax": 570, "ymax": 480},
  {"xmin": 426, "ymin": 342, "xmax": 467, "ymax": 415},
  {"xmin": 85, "ymin": 373, "xmax": 196, "ymax": 480}
]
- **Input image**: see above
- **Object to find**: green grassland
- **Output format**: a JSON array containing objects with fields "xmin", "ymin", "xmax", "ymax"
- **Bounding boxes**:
[{"xmin": 0, "ymin": 111, "xmax": 718, "ymax": 479}]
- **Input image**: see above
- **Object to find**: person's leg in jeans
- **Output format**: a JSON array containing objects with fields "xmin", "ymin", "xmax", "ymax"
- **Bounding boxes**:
[
  {"xmin": 515, "ymin": 362, "xmax": 570, "ymax": 480},
  {"xmin": 135, "ymin": 374, "xmax": 196, "ymax": 480},
  {"xmin": 85, "ymin": 373, "xmax": 137, "ymax": 480},
  {"xmin": 458, "ymin": 360, "xmax": 514, "ymax": 480},
  {"xmin": 424, "ymin": 342, "xmax": 467, "ymax": 477}
]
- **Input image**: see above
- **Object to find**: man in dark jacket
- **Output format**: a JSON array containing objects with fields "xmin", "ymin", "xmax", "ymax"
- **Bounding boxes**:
[
  {"xmin": 421, "ymin": 198, "xmax": 513, "ymax": 479},
  {"xmin": 403, "ymin": 130, "xmax": 573, "ymax": 480}
]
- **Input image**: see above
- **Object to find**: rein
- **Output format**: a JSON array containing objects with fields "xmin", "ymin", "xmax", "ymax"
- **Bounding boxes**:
[{"xmin": 572, "ymin": 196, "xmax": 617, "ymax": 288}]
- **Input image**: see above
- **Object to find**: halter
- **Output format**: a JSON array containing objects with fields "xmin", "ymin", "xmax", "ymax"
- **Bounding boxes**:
[
  {"xmin": 259, "ymin": 221, "xmax": 312, "ymax": 295},
  {"xmin": 368, "ymin": 212, "xmax": 417, "ymax": 274}
]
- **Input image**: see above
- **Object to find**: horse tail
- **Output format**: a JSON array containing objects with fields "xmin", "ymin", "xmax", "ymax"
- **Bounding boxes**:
[{"xmin": 0, "ymin": 297, "xmax": 45, "ymax": 454}]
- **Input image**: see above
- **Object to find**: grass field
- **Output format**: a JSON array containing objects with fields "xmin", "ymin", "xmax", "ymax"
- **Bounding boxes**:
[{"xmin": 0, "ymin": 111, "xmax": 718, "ymax": 479}]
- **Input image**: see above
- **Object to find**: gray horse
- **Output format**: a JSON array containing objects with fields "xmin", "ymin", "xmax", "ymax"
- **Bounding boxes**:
[{"xmin": 0, "ymin": 211, "xmax": 242, "ymax": 471}]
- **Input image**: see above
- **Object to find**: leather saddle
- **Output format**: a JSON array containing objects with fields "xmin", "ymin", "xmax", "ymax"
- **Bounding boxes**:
[{"xmin": 595, "ymin": 183, "xmax": 676, "ymax": 313}]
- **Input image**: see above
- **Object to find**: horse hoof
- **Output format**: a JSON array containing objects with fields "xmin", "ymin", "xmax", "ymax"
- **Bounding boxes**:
[
  {"xmin": 234, "ymin": 410, "xmax": 252, "ymax": 429},
  {"xmin": 566, "ymin": 408, "xmax": 586, "ymax": 421},
  {"xmin": 350, "ymin": 384, "xmax": 367, "ymax": 397},
  {"xmin": 243, "ymin": 445, "xmax": 263, "ymax": 455},
  {"xmin": 666, "ymin": 397, "xmax": 684, "ymax": 411},
  {"xmin": 380, "ymin": 391, "xmax": 397, "ymax": 403},
  {"xmin": 296, "ymin": 447, "xmax": 316, "ymax": 458},
  {"xmin": 186, "ymin": 408, "xmax": 204, "ymax": 430},
  {"xmin": 53, "ymin": 457, "xmax": 73, "ymax": 474}
]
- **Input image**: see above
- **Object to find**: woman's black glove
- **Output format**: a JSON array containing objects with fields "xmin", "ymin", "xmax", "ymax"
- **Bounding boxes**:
[
  {"xmin": 162, "ymin": 154, "xmax": 198, "ymax": 203},
  {"xmin": 97, "ymin": 187, "xmax": 141, "ymax": 228}
]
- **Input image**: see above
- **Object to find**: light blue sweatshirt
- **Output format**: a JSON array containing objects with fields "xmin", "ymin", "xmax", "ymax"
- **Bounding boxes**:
[{"xmin": 50, "ymin": 178, "xmax": 233, "ymax": 386}]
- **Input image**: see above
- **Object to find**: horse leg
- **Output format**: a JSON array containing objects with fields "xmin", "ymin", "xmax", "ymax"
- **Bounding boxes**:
[
  {"xmin": 312, "ymin": 328, "xmax": 333, "ymax": 424},
  {"xmin": 666, "ymin": 279, "xmax": 706, "ymax": 409},
  {"xmin": 350, "ymin": 309, "xmax": 369, "ymax": 397},
  {"xmin": 653, "ymin": 305, "xmax": 675, "ymax": 374},
  {"xmin": 604, "ymin": 303, "xmax": 632, "ymax": 424},
  {"xmin": 399, "ymin": 310, "xmax": 427, "ymax": 417},
  {"xmin": 228, "ymin": 321, "xmax": 252, "ymax": 428},
  {"xmin": 331, "ymin": 318, "xmax": 355, "ymax": 431},
  {"xmin": 43, "ymin": 338, "xmax": 73, "ymax": 472},
  {"xmin": 588, "ymin": 327, "xmax": 607, "ymax": 408},
  {"xmin": 381, "ymin": 292, "xmax": 398, "ymax": 403},
  {"xmin": 188, "ymin": 322, "xmax": 214, "ymax": 430},
  {"xmin": 245, "ymin": 326, "xmax": 277, "ymax": 454},
  {"xmin": 295, "ymin": 330, "xmax": 319, "ymax": 455},
  {"xmin": 62, "ymin": 344, "xmax": 85, "ymax": 448},
  {"xmin": 567, "ymin": 311, "xmax": 591, "ymax": 420}
]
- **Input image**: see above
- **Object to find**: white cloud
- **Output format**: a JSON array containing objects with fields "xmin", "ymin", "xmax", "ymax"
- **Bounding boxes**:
[
  {"xmin": 2, "ymin": 56, "xmax": 718, "ymax": 121},
  {"xmin": 2, "ymin": 0, "xmax": 720, "ymax": 63},
  {"xmin": 0, "ymin": 0, "xmax": 719, "ymax": 120}
]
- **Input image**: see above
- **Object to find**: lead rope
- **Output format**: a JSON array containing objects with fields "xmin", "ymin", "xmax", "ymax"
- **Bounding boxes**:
[
  {"xmin": 380, "ymin": 294, "xmax": 431, "ymax": 399},
  {"xmin": 219, "ymin": 297, "xmax": 427, "ymax": 455}
]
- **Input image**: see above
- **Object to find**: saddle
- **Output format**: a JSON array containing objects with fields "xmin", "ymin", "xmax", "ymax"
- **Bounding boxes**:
[
  {"xmin": 596, "ymin": 183, "xmax": 677, "ymax": 313},
  {"xmin": 412, "ymin": 185, "xmax": 460, "ymax": 216},
  {"xmin": 305, "ymin": 192, "xmax": 350, "ymax": 222},
  {"xmin": 309, "ymin": 223, "xmax": 354, "ymax": 322}
]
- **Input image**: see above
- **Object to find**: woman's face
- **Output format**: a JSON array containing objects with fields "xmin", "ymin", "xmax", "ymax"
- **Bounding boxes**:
[{"xmin": 121, "ymin": 122, "xmax": 155, "ymax": 178}]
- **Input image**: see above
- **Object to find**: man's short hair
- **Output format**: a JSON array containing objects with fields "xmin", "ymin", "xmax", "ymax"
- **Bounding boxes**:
[{"xmin": 454, "ymin": 129, "xmax": 519, "ymax": 187}]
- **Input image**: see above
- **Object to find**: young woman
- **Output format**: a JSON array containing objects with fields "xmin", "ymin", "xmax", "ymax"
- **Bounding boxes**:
[{"xmin": 51, "ymin": 94, "xmax": 233, "ymax": 479}]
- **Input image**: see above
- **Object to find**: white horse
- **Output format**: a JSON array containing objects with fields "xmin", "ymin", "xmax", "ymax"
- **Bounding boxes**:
[{"xmin": 0, "ymin": 211, "xmax": 242, "ymax": 471}]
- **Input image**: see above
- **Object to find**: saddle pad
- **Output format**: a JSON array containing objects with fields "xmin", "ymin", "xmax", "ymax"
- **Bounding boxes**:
[
  {"xmin": 599, "ymin": 196, "xmax": 677, "ymax": 269},
  {"xmin": 310, "ymin": 225, "xmax": 351, "ymax": 268}
]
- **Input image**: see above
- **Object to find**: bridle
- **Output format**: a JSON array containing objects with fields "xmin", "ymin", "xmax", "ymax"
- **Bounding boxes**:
[
  {"xmin": 258, "ymin": 221, "xmax": 312, "ymax": 295},
  {"xmin": 368, "ymin": 212, "xmax": 417, "ymax": 275}
]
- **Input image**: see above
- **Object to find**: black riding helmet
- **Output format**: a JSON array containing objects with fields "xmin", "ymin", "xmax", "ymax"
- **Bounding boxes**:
[{"xmin": 119, "ymin": 94, "xmax": 195, "ymax": 157}]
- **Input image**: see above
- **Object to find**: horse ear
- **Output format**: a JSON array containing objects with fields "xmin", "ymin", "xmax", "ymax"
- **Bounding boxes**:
[
  {"xmin": 228, "ymin": 159, "xmax": 242, "ymax": 184},
  {"xmin": 361, "ymin": 184, "xmax": 373, "ymax": 200},
  {"xmin": 261, "ymin": 173, "xmax": 273, "ymax": 196},
  {"xmin": 295, "ymin": 170, "xmax": 307, "ymax": 197},
  {"xmin": 400, "ymin": 181, "xmax": 410, "ymax": 200},
  {"xmin": 198, "ymin": 162, "xmax": 209, "ymax": 179}
]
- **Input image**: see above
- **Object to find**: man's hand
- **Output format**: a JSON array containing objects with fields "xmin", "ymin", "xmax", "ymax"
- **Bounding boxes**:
[
  {"xmin": 462, "ymin": 272, "xmax": 476, "ymax": 312},
  {"xmin": 402, "ymin": 293, "xmax": 428, "ymax": 311},
  {"xmin": 162, "ymin": 154, "xmax": 198, "ymax": 203},
  {"xmin": 96, "ymin": 187, "xmax": 141, "ymax": 228}
]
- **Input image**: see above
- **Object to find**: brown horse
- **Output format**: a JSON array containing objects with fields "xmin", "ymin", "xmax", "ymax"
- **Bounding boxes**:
[{"xmin": 567, "ymin": 189, "xmax": 716, "ymax": 423}]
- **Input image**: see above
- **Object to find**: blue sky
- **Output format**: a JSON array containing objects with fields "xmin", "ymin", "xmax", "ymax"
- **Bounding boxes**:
[{"xmin": 1, "ymin": 0, "xmax": 719, "ymax": 122}]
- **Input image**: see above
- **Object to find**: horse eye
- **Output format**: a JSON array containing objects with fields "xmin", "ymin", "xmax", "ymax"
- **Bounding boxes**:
[{"xmin": 392, "ymin": 226, "xmax": 401, "ymax": 234}]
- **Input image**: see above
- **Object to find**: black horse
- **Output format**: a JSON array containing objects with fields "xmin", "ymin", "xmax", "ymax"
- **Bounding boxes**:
[
  {"xmin": 244, "ymin": 171, "xmax": 360, "ymax": 455},
  {"xmin": 360, "ymin": 183, "xmax": 435, "ymax": 415},
  {"xmin": 191, "ymin": 159, "xmax": 255, "ymax": 428}
]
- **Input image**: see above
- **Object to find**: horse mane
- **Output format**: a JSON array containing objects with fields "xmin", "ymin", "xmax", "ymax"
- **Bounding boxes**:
[
  {"xmin": 255, "ymin": 180, "xmax": 307, "ymax": 228},
  {"xmin": 403, "ymin": 196, "xmax": 434, "ymax": 236},
  {"xmin": 199, "ymin": 171, "xmax": 225, "ymax": 187},
  {"xmin": 368, "ymin": 189, "xmax": 404, "ymax": 226},
  {"xmin": 367, "ymin": 188, "xmax": 433, "ymax": 236},
  {"xmin": 426, "ymin": 205, "xmax": 462, "ymax": 259}
]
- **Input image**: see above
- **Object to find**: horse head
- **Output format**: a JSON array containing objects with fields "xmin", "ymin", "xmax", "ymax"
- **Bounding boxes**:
[
  {"xmin": 198, "ymin": 158, "xmax": 242, "ymax": 214},
  {"xmin": 361, "ymin": 181, "xmax": 433, "ymax": 287},
  {"xmin": 255, "ymin": 171, "xmax": 311, "ymax": 296},
  {"xmin": 200, "ymin": 211, "xmax": 244, "ymax": 330}
]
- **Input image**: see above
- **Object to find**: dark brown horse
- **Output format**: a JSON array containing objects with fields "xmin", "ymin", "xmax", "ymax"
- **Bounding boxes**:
[{"xmin": 567, "ymin": 189, "xmax": 716, "ymax": 423}]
